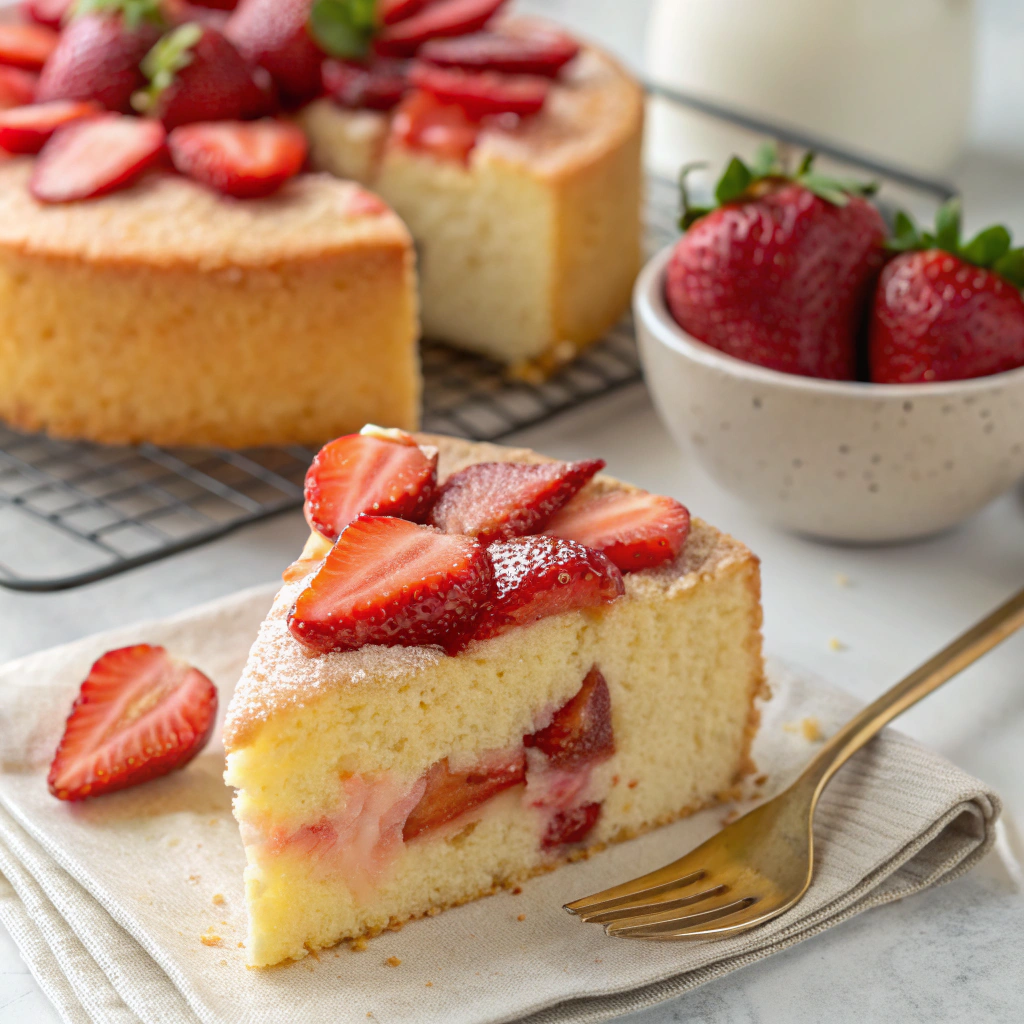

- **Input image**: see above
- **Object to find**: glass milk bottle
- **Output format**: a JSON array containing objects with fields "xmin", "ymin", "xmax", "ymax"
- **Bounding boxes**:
[{"xmin": 645, "ymin": 0, "xmax": 975, "ymax": 177}]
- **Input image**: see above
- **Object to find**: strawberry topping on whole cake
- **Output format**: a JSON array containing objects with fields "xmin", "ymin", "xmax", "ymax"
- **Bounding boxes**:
[{"xmin": 0, "ymin": 0, "xmax": 586, "ymax": 197}]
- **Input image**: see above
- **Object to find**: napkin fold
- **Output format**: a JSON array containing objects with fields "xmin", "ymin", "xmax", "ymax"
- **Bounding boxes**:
[{"xmin": 0, "ymin": 585, "xmax": 1001, "ymax": 1024}]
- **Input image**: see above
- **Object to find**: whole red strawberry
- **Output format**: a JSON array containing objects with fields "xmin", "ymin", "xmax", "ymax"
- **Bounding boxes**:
[
  {"xmin": 869, "ymin": 199, "xmax": 1024, "ymax": 383},
  {"xmin": 36, "ymin": 2, "xmax": 165, "ymax": 113},
  {"xmin": 133, "ymin": 22, "xmax": 269, "ymax": 129},
  {"xmin": 226, "ymin": 0, "xmax": 323, "ymax": 104},
  {"xmin": 665, "ymin": 145, "xmax": 887, "ymax": 380}
]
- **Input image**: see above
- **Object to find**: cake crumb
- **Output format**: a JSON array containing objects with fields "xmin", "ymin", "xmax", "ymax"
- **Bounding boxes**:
[
  {"xmin": 828, "ymin": 636, "xmax": 847, "ymax": 652},
  {"xmin": 755, "ymin": 774, "xmax": 768, "ymax": 786},
  {"xmin": 200, "ymin": 933, "xmax": 222, "ymax": 948},
  {"xmin": 627, "ymin": 779, "xmax": 638, "ymax": 789},
  {"xmin": 512, "ymin": 886, "xmax": 523, "ymax": 895},
  {"xmin": 351, "ymin": 937, "xmax": 369, "ymax": 952},
  {"xmin": 785, "ymin": 717, "xmax": 823, "ymax": 742},
  {"xmin": 187, "ymin": 874, "xmax": 200, "ymax": 884},
  {"xmin": 385, "ymin": 956, "xmax": 402, "ymax": 967},
  {"xmin": 219, "ymin": 959, "xmax": 227, "ymax": 966},
  {"xmin": 721, "ymin": 809, "xmax": 740, "ymax": 827},
  {"xmin": 835, "ymin": 572, "xmax": 851, "ymax": 587},
  {"xmin": 425, "ymin": 981, "xmax": 433, "ymax": 987},
  {"xmin": 207, "ymin": 817, "xmax": 219, "ymax": 826},
  {"xmin": 167, "ymin": 837, "xmax": 180, "ymax": 847},
  {"xmin": 212, "ymin": 894, "xmax": 225, "ymax": 906},
  {"xmin": 517, "ymin": 914, "xmax": 526, "ymax": 922},
  {"xmin": 237, "ymin": 942, "xmax": 244, "ymax": 948}
]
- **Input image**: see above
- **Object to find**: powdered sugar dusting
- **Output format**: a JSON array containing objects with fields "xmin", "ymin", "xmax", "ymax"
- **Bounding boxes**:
[{"xmin": 224, "ymin": 436, "xmax": 752, "ymax": 749}]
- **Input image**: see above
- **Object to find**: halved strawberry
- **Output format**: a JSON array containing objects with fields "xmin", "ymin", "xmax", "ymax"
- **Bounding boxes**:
[
  {"xmin": 0, "ymin": 22, "xmax": 59, "ymax": 72},
  {"xmin": 0, "ymin": 66, "xmax": 38, "ymax": 109},
  {"xmin": 473, "ymin": 537, "xmax": 623, "ymax": 641},
  {"xmin": 545, "ymin": 490, "xmax": 691, "ymax": 573},
  {"xmin": 226, "ymin": 0, "xmax": 323, "ymax": 104},
  {"xmin": 288, "ymin": 515, "xmax": 491, "ymax": 654},
  {"xmin": 303, "ymin": 431, "xmax": 437, "ymax": 541},
  {"xmin": 322, "ymin": 57, "xmax": 410, "ymax": 111},
  {"xmin": 30, "ymin": 113, "xmax": 167, "ymax": 203},
  {"xmin": 428, "ymin": 458, "xmax": 603, "ymax": 544},
  {"xmin": 526, "ymin": 666, "xmax": 614, "ymax": 770},
  {"xmin": 390, "ymin": 87, "xmax": 478, "ymax": 162},
  {"xmin": 408, "ymin": 62, "xmax": 548, "ymax": 119},
  {"xmin": 0, "ymin": 100, "xmax": 101, "ymax": 154},
  {"xmin": 168, "ymin": 118, "xmax": 306, "ymax": 198},
  {"xmin": 542, "ymin": 802, "xmax": 601, "ymax": 848},
  {"xmin": 47, "ymin": 644, "xmax": 217, "ymax": 802},
  {"xmin": 22, "ymin": 0, "xmax": 74, "ymax": 31},
  {"xmin": 419, "ymin": 30, "xmax": 579, "ymax": 78},
  {"xmin": 376, "ymin": 0, "xmax": 508, "ymax": 58},
  {"xmin": 403, "ymin": 749, "xmax": 526, "ymax": 841}
]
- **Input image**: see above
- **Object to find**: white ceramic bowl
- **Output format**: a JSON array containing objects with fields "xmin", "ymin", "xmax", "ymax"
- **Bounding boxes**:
[{"xmin": 634, "ymin": 243, "xmax": 1024, "ymax": 543}]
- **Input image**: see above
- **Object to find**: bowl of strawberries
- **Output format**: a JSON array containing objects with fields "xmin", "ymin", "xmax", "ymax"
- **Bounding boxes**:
[{"xmin": 635, "ymin": 145, "xmax": 1024, "ymax": 543}]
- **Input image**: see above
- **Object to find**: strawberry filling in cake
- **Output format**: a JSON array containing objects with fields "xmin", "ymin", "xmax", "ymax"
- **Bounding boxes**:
[{"xmin": 225, "ymin": 428, "xmax": 764, "ymax": 966}]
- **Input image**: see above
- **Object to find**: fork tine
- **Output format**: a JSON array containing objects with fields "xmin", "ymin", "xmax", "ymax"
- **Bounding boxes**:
[
  {"xmin": 564, "ymin": 864, "xmax": 706, "ymax": 917},
  {"xmin": 580, "ymin": 883, "xmax": 729, "ymax": 925},
  {"xmin": 604, "ymin": 893, "xmax": 759, "ymax": 939}
]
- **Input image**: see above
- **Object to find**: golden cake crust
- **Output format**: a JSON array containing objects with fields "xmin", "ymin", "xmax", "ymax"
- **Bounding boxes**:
[
  {"xmin": 0, "ymin": 162, "xmax": 410, "ymax": 268},
  {"xmin": 224, "ymin": 435, "xmax": 762, "ymax": 751}
]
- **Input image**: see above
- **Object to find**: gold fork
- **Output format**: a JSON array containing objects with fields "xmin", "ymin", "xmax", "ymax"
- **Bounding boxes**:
[{"xmin": 564, "ymin": 586, "xmax": 1024, "ymax": 940}]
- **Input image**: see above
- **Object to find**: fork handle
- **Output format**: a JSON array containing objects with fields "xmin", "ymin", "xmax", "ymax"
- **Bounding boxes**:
[{"xmin": 802, "ymin": 586, "xmax": 1024, "ymax": 795}]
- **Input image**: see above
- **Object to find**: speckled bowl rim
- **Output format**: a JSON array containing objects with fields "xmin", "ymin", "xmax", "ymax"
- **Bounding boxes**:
[{"xmin": 635, "ymin": 243, "xmax": 1024, "ymax": 398}]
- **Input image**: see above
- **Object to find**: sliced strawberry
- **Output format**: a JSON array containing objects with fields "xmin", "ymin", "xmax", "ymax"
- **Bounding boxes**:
[
  {"xmin": 408, "ymin": 62, "xmax": 548, "ymax": 119},
  {"xmin": 30, "ymin": 113, "xmax": 166, "ymax": 203},
  {"xmin": 419, "ymin": 30, "xmax": 579, "ymax": 78},
  {"xmin": 428, "ymin": 458, "xmax": 604, "ymax": 544},
  {"xmin": 168, "ymin": 118, "xmax": 306, "ymax": 198},
  {"xmin": 403, "ymin": 749, "xmax": 526, "ymax": 841},
  {"xmin": 545, "ymin": 490, "xmax": 691, "ymax": 573},
  {"xmin": 0, "ymin": 66, "xmax": 38, "ymax": 109},
  {"xmin": 0, "ymin": 100, "xmax": 101, "ymax": 154},
  {"xmin": 21, "ymin": 0, "xmax": 74, "ymax": 31},
  {"xmin": 390, "ymin": 87, "xmax": 478, "ymax": 162},
  {"xmin": 47, "ymin": 644, "xmax": 217, "ymax": 802},
  {"xmin": 226, "ymin": 0, "xmax": 324, "ymax": 104},
  {"xmin": 526, "ymin": 667, "xmax": 614, "ymax": 770},
  {"xmin": 376, "ymin": 0, "xmax": 508, "ymax": 58},
  {"xmin": 542, "ymin": 802, "xmax": 601, "ymax": 848},
  {"xmin": 322, "ymin": 57, "xmax": 410, "ymax": 111},
  {"xmin": 345, "ymin": 186, "xmax": 389, "ymax": 217},
  {"xmin": 288, "ymin": 515, "xmax": 491, "ymax": 654},
  {"xmin": 303, "ymin": 431, "xmax": 437, "ymax": 541},
  {"xmin": 473, "ymin": 537, "xmax": 623, "ymax": 641},
  {"xmin": 380, "ymin": 0, "xmax": 433, "ymax": 25},
  {"xmin": 0, "ymin": 23, "xmax": 59, "ymax": 72},
  {"xmin": 36, "ymin": 11, "xmax": 162, "ymax": 114}
]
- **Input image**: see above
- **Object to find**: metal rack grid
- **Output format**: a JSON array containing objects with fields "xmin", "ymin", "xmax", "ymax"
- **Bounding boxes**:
[{"xmin": 0, "ymin": 177, "xmax": 678, "ymax": 593}]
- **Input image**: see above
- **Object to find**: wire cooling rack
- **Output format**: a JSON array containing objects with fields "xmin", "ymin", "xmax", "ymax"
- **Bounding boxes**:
[{"xmin": 0, "ymin": 77, "xmax": 955, "ymax": 592}]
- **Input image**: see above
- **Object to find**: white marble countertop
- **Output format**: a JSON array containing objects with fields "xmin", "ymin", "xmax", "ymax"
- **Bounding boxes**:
[{"xmin": 2, "ymin": 2, "xmax": 1023, "ymax": 1022}]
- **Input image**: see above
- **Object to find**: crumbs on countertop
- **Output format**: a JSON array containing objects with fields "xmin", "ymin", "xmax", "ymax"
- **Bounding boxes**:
[
  {"xmin": 212, "ymin": 894, "xmax": 225, "ymax": 905},
  {"xmin": 385, "ymin": 956, "xmax": 402, "ymax": 967}
]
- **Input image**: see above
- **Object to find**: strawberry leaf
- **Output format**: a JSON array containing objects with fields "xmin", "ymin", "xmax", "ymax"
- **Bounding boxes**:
[
  {"xmin": 887, "ymin": 210, "xmax": 921, "ymax": 252},
  {"xmin": 714, "ymin": 157, "xmax": 754, "ymax": 206},
  {"xmin": 310, "ymin": 0, "xmax": 378, "ymax": 60},
  {"xmin": 677, "ymin": 161, "xmax": 713, "ymax": 230},
  {"xmin": 132, "ymin": 22, "xmax": 202, "ymax": 114},
  {"xmin": 797, "ymin": 172, "xmax": 850, "ymax": 207},
  {"xmin": 960, "ymin": 225, "xmax": 1011, "ymax": 267},
  {"xmin": 992, "ymin": 248, "xmax": 1024, "ymax": 290}
]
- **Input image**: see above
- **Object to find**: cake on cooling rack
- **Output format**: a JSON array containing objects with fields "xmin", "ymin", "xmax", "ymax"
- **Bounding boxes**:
[
  {"xmin": 0, "ymin": 0, "xmax": 643, "ymax": 446},
  {"xmin": 224, "ymin": 429, "xmax": 764, "ymax": 966}
]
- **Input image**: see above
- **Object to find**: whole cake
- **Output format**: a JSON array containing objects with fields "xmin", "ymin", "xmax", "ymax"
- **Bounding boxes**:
[
  {"xmin": 0, "ymin": 0, "xmax": 643, "ymax": 445},
  {"xmin": 224, "ymin": 429, "xmax": 764, "ymax": 966}
]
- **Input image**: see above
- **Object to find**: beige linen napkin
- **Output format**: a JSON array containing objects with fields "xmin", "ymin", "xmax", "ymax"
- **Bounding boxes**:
[{"xmin": 0, "ymin": 585, "xmax": 1000, "ymax": 1024}]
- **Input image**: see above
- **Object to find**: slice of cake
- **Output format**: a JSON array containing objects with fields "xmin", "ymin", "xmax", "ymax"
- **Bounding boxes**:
[
  {"xmin": 224, "ymin": 429, "xmax": 764, "ymax": 967},
  {"xmin": 0, "ymin": 163, "xmax": 419, "ymax": 447}
]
